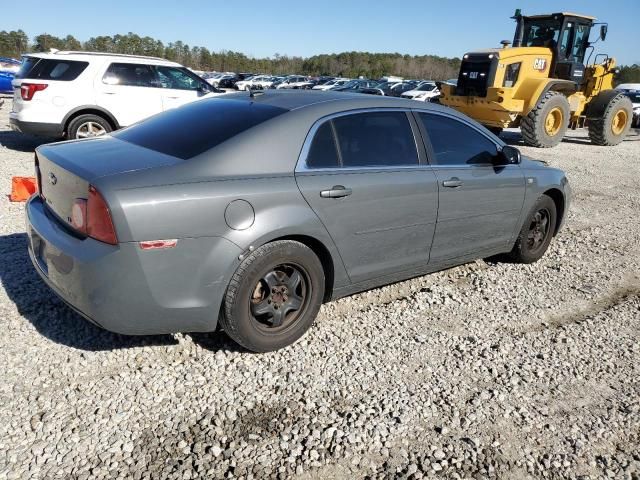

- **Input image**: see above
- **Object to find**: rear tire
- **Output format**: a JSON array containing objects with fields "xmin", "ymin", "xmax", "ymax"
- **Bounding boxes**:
[
  {"xmin": 220, "ymin": 240, "xmax": 325, "ymax": 352},
  {"xmin": 587, "ymin": 93, "xmax": 633, "ymax": 146},
  {"xmin": 509, "ymin": 195, "xmax": 557, "ymax": 264},
  {"xmin": 487, "ymin": 126, "xmax": 503, "ymax": 136},
  {"xmin": 521, "ymin": 91, "xmax": 570, "ymax": 148},
  {"xmin": 66, "ymin": 114, "xmax": 112, "ymax": 140}
]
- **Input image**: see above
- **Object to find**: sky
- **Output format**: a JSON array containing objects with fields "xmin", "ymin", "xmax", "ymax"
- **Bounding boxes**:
[{"xmin": 6, "ymin": 0, "xmax": 639, "ymax": 65}]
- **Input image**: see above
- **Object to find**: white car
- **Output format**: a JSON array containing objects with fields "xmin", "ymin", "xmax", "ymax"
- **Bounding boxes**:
[
  {"xmin": 235, "ymin": 75, "xmax": 274, "ymax": 91},
  {"xmin": 311, "ymin": 78, "xmax": 350, "ymax": 91},
  {"xmin": 275, "ymin": 76, "xmax": 310, "ymax": 89},
  {"xmin": 401, "ymin": 82, "xmax": 440, "ymax": 102},
  {"xmin": 10, "ymin": 51, "xmax": 226, "ymax": 139},
  {"xmin": 615, "ymin": 83, "xmax": 640, "ymax": 127}
]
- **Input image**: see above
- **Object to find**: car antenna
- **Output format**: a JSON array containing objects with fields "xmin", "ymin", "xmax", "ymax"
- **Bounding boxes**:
[{"xmin": 248, "ymin": 86, "xmax": 264, "ymax": 98}]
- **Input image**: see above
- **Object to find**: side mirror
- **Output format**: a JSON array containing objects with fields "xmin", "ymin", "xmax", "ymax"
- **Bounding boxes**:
[
  {"xmin": 198, "ymin": 83, "xmax": 212, "ymax": 94},
  {"xmin": 600, "ymin": 25, "xmax": 608, "ymax": 41},
  {"xmin": 500, "ymin": 145, "xmax": 521, "ymax": 165}
]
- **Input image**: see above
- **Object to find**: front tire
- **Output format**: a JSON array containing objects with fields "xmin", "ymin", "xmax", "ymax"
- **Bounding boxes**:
[
  {"xmin": 588, "ymin": 93, "xmax": 633, "ymax": 146},
  {"xmin": 220, "ymin": 240, "xmax": 325, "ymax": 352},
  {"xmin": 509, "ymin": 195, "xmax": 557, "ymax": 264},
  {"xmin": 66, "ymin": 114, "xmax": 112, "ymax": 140},
  {"xmin": 521, "ymin": 91, "xmax": 570, "ymax": 148}
]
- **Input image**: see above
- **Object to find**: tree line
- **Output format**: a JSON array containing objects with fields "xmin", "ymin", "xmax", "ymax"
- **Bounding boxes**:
[
  {"xmin": 0, "ymin": 30, "xmax": 460, "ymax": 80},
  {"xmin": 1, "ymin": 29, "xmax": 638, "ymax": 83}
]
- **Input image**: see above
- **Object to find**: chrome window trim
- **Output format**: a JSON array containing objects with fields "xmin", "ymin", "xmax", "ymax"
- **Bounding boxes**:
[{"xmin": 295, "ymin": 107, "xmax": 427, "ymax": 173}]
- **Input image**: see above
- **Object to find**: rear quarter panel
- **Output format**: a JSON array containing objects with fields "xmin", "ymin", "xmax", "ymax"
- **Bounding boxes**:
[{"xmin": 104, "ymin": 175, "xmax": 351, "ymax": 291}]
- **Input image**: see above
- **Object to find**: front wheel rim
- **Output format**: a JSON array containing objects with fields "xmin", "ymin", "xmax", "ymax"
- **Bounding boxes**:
[
  {"xmin": 544, "ymin": 107, "xmax": 563, "ymax": 136},
  {"xmin": 76, "ymin": 121, "xmax": 107, "ymax": 139},
  {"xmin": 249, "ymin": 263, "xmax": 310, "ymax": 332},
  {"xmin": 527, "ymin": 208, "xmax": 551, "ymax": 253},
  {"xmin": 611, "ymin": 109, "xmax": 628, "ymax": 135}
]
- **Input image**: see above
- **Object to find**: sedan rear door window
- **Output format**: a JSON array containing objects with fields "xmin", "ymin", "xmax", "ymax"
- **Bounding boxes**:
[
  {"xmin": 419, "ymin": 113, "xmax": 498, "ymax": 165},
  {"xmin": 332, "ymin": 111, "xmax": 418, "ymax": 167}
]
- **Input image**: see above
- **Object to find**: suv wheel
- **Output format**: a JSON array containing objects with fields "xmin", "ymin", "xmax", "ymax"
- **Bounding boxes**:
[{"xmin": 67, "ymin": 114, "xmax": 112, "ymax": 140}]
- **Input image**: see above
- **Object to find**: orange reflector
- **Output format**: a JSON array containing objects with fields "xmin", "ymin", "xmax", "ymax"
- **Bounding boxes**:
[
  {"xmin": 139, "ymin": 239, "xmax": 178, "ymax": 250},
  {"xmin": 10, "ymin": 176, "xmax": 37, "ymax": 202}
]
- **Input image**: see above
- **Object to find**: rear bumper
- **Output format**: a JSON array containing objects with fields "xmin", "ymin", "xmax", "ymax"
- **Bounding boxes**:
[
  {"xmin": 10, "ymin": 117, "xmax": 63, "ymax": 138},
  {"xmin": 26, "ymin": 195, "xmax": 242, "ymax": 335}
]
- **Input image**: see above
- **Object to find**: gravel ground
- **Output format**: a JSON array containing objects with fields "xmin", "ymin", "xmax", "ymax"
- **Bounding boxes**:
[{"xmin": 0, "ymin": 97, "xmax": 639, "ymax": 480}]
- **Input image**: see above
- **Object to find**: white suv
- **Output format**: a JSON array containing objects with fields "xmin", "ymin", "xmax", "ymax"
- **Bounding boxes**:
[{"xmin": 10, "ymin": 51, "xmax": 225, "ymax": 139}]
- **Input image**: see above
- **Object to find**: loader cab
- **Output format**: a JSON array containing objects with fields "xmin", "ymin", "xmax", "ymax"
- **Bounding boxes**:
[{"xmin": 516, "ymin": 12, "xmax": 595, "ymax": 84}]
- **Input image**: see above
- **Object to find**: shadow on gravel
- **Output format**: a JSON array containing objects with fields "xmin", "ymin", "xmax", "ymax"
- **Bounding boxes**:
[
  {"xmin": 189, "ymin": 332, "xmax": 249, "ymax": 353},
  {"xmin": 501, "ymin": 128, "xmax": 640, "ymax": 147},
  {"xmin": 0, "ymin": 130, "xmax": 53, "ymax": 153},
  {"xmin": 0, "ymin": 233, "xmax": 179, "ymax": 351}
]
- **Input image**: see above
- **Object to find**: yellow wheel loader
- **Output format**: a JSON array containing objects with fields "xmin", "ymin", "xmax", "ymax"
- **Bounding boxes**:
[{"xmin": 439, "ymin": 10, "xmax": 633, "ymax": 147}]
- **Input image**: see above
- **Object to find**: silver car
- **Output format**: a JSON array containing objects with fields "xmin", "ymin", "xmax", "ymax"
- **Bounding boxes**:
[{"xmin": 26, "ymin": 91, "xmax": 570, "ymax": 352}]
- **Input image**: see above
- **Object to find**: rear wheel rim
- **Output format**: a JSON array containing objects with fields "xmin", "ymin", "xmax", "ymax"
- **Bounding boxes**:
[
  {"xmin": 544, "ymin": 107, "xmax": 563, "ymax": 136},
  {"xmin": 249, "ymin": 263, "xmax": 310, "ymax": 333},
  {"xmin": 76, "ymin": 121, "xmax": 107, "ymax": 139},
  {"xmin": 527, "ymin": 208, "xmax": 551, "ymax": 253},
  {"xmin": 611, "ymin": 109, "xmax": 628, "ymax": 136}
]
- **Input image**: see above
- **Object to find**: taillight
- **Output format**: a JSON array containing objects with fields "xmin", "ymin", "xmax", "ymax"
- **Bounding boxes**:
[
  {"xmin": 20, "ymin": 83, "xmax": 48, "ymax": 101},
  {"xmin": 87, "ymin": 186, "xmax": 117, "ymax": 244},
  {"xmin": 71, "ymin": 186, "xmax": 118, "ymax": 245}
]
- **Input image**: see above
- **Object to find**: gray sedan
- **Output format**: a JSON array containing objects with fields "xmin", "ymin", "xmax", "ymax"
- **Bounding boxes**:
[{"xmin": 26, "ymin": 91, "xmax": 570, "ymax": 352}]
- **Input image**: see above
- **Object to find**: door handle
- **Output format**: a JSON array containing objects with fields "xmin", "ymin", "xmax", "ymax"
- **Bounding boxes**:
[
  {"xmin": 320, "ymin": 185, "xmax": 352, "ymax": 198},
  {"xmin": 442, "ymin": 177, "xmax": 463, "ymax": 188}
]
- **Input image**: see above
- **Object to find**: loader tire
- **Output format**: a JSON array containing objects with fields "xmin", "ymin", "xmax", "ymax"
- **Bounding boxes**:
[
  {"xmin": 521, "ymin": 91, "xmax": 570, "ymax": 148},
  {"xmin": 587, "ymin": 92, "xmax": 633, "ymax": 146}
]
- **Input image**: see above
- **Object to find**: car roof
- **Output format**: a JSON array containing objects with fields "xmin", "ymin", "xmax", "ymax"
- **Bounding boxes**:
[
  {"xmin": 220, "ymin": 89, "xmax": 456, "ymax": 116},
  {"xmin": 23, "ymin": 51, "xmax": 183, "ymax": 67}
]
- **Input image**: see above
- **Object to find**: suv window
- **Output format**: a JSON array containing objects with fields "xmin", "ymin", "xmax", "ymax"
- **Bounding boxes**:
[
  {"xmin": 332, "ymin": 111, "xmax": 418, "ymax": 167},
  {"xmin": 155, "ymin": 66, "xmax": 204, "ymax": 90},
  {"xmin": 114, "ymin": 98, "xmax": 288, "ymax": 160},
  {"xmin": 419, "ymin": 113, "xmax": 498, "ymax": 165},
  {"xmin": 306, "ymin": 122, "xmax": 340, "ymax": 169},
  {"xmin": 103, "ymin": 63, "xmax": 156, "ymax": 87},
  {"xmin": 16, "ymin": 57, "xmax": 88, "ymax": 81}
]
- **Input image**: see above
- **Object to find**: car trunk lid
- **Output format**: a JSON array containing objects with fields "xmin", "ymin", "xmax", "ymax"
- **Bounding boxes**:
[{"xmin": 36, "ymin": 136, "xmax": 182, "ymax": 230}]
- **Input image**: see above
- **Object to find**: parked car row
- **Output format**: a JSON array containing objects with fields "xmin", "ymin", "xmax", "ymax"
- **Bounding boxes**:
[{"xmin": 200, "ymin": 71, "xmax": 443, "ymax": 101}]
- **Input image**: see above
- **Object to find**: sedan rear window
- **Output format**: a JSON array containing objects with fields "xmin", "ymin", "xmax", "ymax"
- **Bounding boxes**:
[
  {"xmin": 114, "ymin": 98, "xmax": 288, "ymax": 160},
  {"xmin": 16, "ymin": 57, "xmax": 88, "ymax": 81}
]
